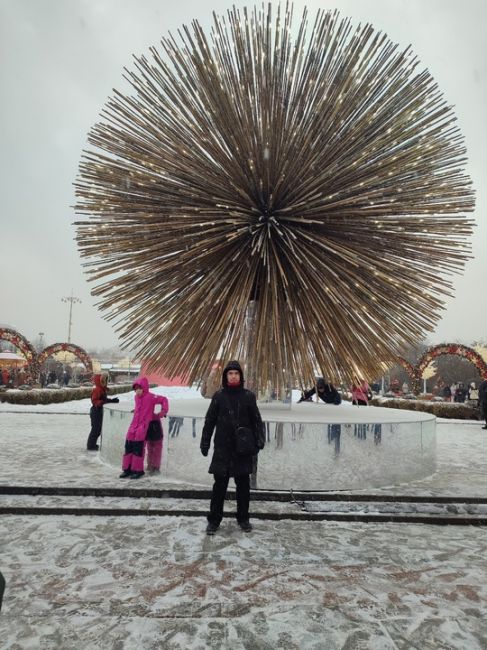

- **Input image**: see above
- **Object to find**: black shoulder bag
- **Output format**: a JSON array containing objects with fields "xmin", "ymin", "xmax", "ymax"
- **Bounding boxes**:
[
  {"xmin": 146, "ymin": 419, "xmax": 163, "ymax": 441},
  {"xmin": 222, "ymin": 394, "xmax": 257, "ymax": 456}
]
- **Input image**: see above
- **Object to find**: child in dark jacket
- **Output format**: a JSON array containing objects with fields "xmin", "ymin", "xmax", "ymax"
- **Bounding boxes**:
[{"xmin": 86, "ymin": 373, "xmax": 119, "ymax": 450}]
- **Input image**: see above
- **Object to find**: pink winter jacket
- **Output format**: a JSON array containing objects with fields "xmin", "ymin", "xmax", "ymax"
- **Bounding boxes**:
[
  {"xmin": 351, "ymin": 382, "xmax": 370, "ymax": 404},
  {"xmin": 126, "ymin": 377, "xmax": 169, "ymax": 441}
]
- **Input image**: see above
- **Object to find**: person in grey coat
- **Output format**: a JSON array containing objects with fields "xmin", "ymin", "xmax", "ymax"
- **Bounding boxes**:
[{"xmin": 200, "ymin": 360, "xmax": 265, "ymax": 535}]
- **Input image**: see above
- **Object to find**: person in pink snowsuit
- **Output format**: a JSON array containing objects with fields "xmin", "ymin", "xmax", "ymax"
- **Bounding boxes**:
[
  {"xmin": 351, "ymin": 379, "xmax": 371, "ymax": 406},
  {"xmin": 119, "ymin": 376, "xmax": 169, "ymax": 480}
]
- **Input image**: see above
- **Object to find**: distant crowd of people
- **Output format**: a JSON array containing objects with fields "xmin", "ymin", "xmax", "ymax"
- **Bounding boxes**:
[
  {"xmin": 0, "ymin": 365, "xmax": 91, "ymax": 389},
  {"xmin": 39, "ymin": 368, "xmax": 80, "ymax": 387},
  {"xmin": 435, "ymin": 381, "xmax": 477, "ymax": 404},
  {"xmin": 0, "ymin": 366, "xmax": 32, "ymax": 388}
]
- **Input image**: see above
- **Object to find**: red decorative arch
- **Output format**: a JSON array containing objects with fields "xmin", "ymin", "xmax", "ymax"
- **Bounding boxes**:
[
  {"xmin": 0, "ymin": 328, "xmax": 36, "ymax": 362},
  {"xmin": 0, "ymin": 327, "xmax": 39, "ymax": 378},
  {"xmin": 395, "ymin": 357, "xmax": 421, "ymax": 394},
  {"xmin": 38, "ymin": 343, "xmax": 93, "ymax": 374},
  {"xmin": 417, "ymin": 343, "xmax": 487, "ymax": 380},
  {"xmin": 397, "ymin": 357, "xmax": 417, "ymax": 381}
]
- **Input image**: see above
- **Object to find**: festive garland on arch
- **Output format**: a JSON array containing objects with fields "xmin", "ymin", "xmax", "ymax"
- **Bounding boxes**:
[
  {"xmin": 416, "ymin": 343, "xmax": 487, "ymax": 380},
  {"xmin": 393, "ymin": 344, "xmax": 487, "ymax": 394},
  {"xmin": 0, "ymin": 327, "xmax": 39, "ymax": 380},
  {"xmin": 37, "ymin": 343, "xmax": 93, "ymax": 375}
]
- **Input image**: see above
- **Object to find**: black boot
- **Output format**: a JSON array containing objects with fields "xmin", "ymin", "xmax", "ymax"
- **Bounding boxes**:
[
  {"xmin": 130, "ymin": 471, "xmax": 145, "ymax": 480},
  {"xmin": 206, "ymin": 522, "xmax": 219, "ymax": 535},
  {"xmin": 119, "ymin": 470, "xmax": 132, "ymax": 478}
]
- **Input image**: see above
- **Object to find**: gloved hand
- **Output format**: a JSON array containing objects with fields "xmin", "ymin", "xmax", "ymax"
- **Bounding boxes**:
[
  {"xmin": 109, "ymin": 397, "xmax": 120, "ymax": 403},
  {"xmin": 201, "ymin": 447, "xmax": 209, "ymax": 457}
]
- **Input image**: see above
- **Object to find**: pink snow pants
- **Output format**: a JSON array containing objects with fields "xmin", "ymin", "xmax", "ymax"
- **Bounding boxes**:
[{"xmin": 122, "ymin": 439, "xmax": 146, "ymax": 472}]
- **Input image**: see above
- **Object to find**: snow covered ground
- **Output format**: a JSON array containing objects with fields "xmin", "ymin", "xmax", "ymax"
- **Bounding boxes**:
[{"xmin": 1, "ymin": 389, "xmax": 487, "ymax": 648}]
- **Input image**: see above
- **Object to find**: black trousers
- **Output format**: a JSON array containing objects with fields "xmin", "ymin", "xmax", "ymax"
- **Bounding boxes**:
[
  {"xmin": 0, "ymin": 570, "xmax": 5, "ymax": 612},
  {"xmin": 208, "ymin": 473, "xmax": 250, "ymax": 526},
  {"xmin": 86, "ymin": 406, "xmax": 103, "ymax": 449}
]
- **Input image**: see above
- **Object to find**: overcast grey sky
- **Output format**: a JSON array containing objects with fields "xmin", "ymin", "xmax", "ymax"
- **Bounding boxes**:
[{"xmin": 1, "ymin": 0, "xmax": 486, "ymax": 351}]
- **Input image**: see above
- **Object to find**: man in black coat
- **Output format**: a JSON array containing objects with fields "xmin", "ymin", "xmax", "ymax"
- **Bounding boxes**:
[
  {"xmin": 200, "ymin": 360, "xmax": 265, "ymax": 535},
  {"xmin": 479, "ymin": 378, "xmax": 487, "ymax": 429},
  {"xmin": 298, "ymin": 377, "xmax": 341, "ymax": 404}
]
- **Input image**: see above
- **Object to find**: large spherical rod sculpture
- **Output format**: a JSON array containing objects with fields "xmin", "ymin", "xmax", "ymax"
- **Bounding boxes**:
[{"xmin": 74, "ymin": 4, "xmax": 475, "ymax": 390}]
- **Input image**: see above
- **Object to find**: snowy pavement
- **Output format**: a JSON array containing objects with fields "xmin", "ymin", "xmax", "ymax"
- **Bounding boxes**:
[{"xmin": 1, "ymin": 396, "xmax": 487, "ymax": 648}]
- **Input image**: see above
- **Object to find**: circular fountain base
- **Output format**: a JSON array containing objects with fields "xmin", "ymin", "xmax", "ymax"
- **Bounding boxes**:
[{"xmin": 101, "ymin": 400, "xmax": 436, "ymax": 490}]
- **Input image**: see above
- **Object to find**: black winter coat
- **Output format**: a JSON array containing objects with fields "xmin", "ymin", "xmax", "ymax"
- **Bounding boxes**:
[
  {"xmin": 298, "ymin": 384, "xmax": 341, "ymax": 404},
  {"xmin": 200, "ymin": 387, "xmax": 265, "ymax": 476},
  {"xmin": 479, "ymin": 380, "xmax": 487, "ymax": 405}
]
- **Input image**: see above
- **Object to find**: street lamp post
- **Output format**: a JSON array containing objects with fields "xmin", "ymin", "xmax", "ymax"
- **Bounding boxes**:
[{"xmin": 61, "ymin": 291, "xmax": 81, "ymax": 343}]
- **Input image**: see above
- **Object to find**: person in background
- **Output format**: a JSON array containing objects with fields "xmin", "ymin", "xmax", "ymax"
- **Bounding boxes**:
[
  {"xmin": 86, "ymin": 373, "xmax": 119, "ymax": 451},
  {"xmin": 298, "ymin": 377, "xmax": 341, "ymax": 404},
  {"xmin": 200, "ymin": 360, "xmax": 265, "ymax": 535},
  {"xmin": 454, "ymin": 382, "xmax": 467, "ymax": 403},
  {"xmin": 120, "ymin": 377, "xmax": 168, "ymax": 479},
  {"xmin": 467, "ymin": 381, "xmax": 479, "ymax": 404},
  {"xmin": 478, "ymin": 378, "xmax": 487, "ymax": 430},
  {"xmin": 351, "ymin": 379, "xmax": 371, "ymax": 406},
  {"xmin": 442, "ymin": 384, "xmax": 452, "ymax": 402},
  {"xmin": 450, "ymin": 382, "xmax": 458, "ymax": 402},
  {"xmin": 390, "ymin": 378, "xmax": 400, "ymax": 395}
]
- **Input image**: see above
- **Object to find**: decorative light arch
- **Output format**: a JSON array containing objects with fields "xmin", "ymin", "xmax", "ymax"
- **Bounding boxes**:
[
  {"xmin": 0, "ymin": 327, "xmax": 36, "ymax": 361},
  {"xmin": 396, "ymin": 358, "xmax": 418, "ymax": 384},
  {"xmin": 389, "ymin": 357, "xmax": 421, "ymax": 394},
  {"xmin": 0, "ymin": 327, "xmax": 39, "ymax": 378},
  {"xmin": 38, "ymin": 343, "xmax": 93, "ymax": 376},
  {"xmin": 416, "ymin": 343, "xmax": 487, "ymax": 381}
]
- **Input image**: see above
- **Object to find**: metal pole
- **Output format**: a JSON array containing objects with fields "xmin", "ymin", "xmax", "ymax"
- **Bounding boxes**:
[
  {"xmin": 68, "ymin": 301, "xmax": 73, "ymax": 342},
  {"xmin": 61, "ymin": 292, "xmax": 81, "ymax": 343}
]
